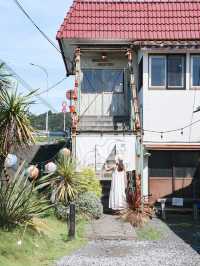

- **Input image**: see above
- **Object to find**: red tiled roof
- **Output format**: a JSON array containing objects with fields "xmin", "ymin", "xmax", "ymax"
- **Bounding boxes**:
[{"xmin": 56, "ymin": 0, "xmax": 200, "ymax": 41}]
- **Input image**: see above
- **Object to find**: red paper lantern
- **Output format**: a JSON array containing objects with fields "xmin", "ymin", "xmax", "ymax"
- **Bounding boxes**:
[
  {"xmin": 66, "ymin": 90, "xmax": 74, "ymax": 100},
  {"xmin": 69, "ymin": 105, "xmax": 76, "ymax": 113},
  {"xmin": 73, "ymin": 87, "xmax": 78, "ymax": 100}
]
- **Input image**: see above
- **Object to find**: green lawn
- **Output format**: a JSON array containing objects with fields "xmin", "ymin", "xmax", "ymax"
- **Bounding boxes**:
[{"xmin": 0, "ymin": 216, "xmax": 87, "ymax": 266}]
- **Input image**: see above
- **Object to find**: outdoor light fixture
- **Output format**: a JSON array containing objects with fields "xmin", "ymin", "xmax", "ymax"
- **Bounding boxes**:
[{"xmin": 101, "ymin": 53, "xmax": 107, "ymax": 60}]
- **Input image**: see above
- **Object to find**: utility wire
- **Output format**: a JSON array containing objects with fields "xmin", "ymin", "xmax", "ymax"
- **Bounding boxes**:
[
  {"xmin": 13, "ymin": 0, "xmax": 61, "ymax": 53},
  {"xmin": 13, "ymin": 0, "xmax": 74, "ymax": 70},
  {"xmin": 37, "ymin": 77, "xmax": 66, "ymax": 96}
]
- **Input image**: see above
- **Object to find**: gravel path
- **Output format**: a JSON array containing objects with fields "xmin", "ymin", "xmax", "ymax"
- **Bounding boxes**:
[
  {"xmin": 56, "ymin": 238, "xmax": 200, "ymax": 266},
  {"xmin": 56, "ymin": 217, "xmax": 200, "ymax": 266}
]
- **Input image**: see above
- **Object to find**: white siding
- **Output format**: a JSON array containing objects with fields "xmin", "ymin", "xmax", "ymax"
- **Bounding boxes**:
[{"xmin": 142, "ymin": 51, "xmax": 200, "ymax": 143}]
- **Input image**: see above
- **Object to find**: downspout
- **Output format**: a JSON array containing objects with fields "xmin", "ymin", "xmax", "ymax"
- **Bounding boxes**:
[{"xmin": 127, "ymin": 48, "xmax": 143, "ymax": 211}]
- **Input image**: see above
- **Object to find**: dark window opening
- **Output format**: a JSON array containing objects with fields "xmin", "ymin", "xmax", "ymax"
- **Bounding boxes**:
[{"xmin": 138, "ymin": 58, "xmax": 143, "ymax": 91}]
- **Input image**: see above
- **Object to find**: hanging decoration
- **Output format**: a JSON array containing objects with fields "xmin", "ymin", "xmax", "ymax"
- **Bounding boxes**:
[
  {"xmin": 59, "ymin": 148, "xmax": 71, "ymax": 157},
  {"xmin": 45, "ymin": 162, "xmax": 57, "ymax": 174},
  {"xmin": 26, "ymin": 165, "xmax": 39, "ymax": 180},
  {"xmin": 4, "ymin": 154, "xmax": 18, "ymax": 168}
]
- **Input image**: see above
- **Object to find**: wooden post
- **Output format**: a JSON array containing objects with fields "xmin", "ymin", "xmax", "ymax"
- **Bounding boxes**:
[{"xmin": 68, "ymin": 203, "xmax": 76, "ymax": 239}]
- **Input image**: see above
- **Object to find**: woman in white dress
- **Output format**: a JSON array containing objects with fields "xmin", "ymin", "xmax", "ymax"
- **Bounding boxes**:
[{"xmin": 105, "ymin": 156, "xmax": 127, "ymax": 212}]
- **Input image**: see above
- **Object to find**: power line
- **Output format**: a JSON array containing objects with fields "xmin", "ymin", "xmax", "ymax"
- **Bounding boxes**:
[
  {"xmin": 13, "ymin": 0, "xmax": 73, "ymax": 71},
  {"xmin": 13, "ymin": 0, "xmax": 61, "ymax": 54},
  {"xmin": 37, "ymin": 77, "xmax": 66, "ymax": 96}
]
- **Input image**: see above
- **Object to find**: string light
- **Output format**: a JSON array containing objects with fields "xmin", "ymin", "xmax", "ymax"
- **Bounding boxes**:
[{"xmin": 143, "ymin": 118, "xmax": 200, "ymax": 135}]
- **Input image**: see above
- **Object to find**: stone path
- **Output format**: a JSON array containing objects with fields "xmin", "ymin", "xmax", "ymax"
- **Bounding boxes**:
[{"xmin": 85, "ymin": 214, "xmax": 136, "ymax": 240}]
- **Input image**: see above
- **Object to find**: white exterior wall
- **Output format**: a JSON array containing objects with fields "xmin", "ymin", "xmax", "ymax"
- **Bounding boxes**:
[
  {"xmin": 76, "ymin": 134, "xmax": 136, "ymax": 172},
  {"xmin": 142, "ymin": 50, "xmax": 200, "ymax": 143},
  {"xmin": 140, "ymin": 49, "xmax": 200, "ymax": 197}
]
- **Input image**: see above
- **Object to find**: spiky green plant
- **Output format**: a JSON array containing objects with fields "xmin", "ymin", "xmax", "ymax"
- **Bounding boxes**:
[
  {"xmin": 0, "ymin": 89, "xmax": 35, "ymax": 155},
  {"xmin": 0, "ymin": 162, "xmax": 51, "ymax": 230},
  {"xmin": 39, "ymin": 155, "xmax": 81, "ymax": 205}
]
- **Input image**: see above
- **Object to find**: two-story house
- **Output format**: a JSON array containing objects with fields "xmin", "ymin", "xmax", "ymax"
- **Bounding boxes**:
[{"xmin": 57, "ymin": 0, "xmax": 200, "ymax": 207}]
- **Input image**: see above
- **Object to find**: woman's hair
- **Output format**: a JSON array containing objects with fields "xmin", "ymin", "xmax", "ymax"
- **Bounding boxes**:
[{"xmin": 117, "ymin": 159, "xmax": 124, "ymax": 172}]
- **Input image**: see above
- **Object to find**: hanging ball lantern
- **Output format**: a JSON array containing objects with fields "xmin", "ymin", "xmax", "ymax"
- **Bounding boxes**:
[
  {"xmin": 66, "ymin": 90, "xmax": 74, "ymax": 100},
  {"xmin": 45, "ymin": 162, "xmax": 57, "ymax": 174},
  {"xmin": 69, "ymin": 105, "xmax": 76, "ymax": 113},
  {"xmin": 5, "ymin": 154, "xmax": 18, "ymax": 168},
  {"xmin": 26, "ymin": 165, "xmax": 39, "ymax": 180},
  {"xmin": 59, "ymin": 148, "xmax": 71, "ymax": 157}
]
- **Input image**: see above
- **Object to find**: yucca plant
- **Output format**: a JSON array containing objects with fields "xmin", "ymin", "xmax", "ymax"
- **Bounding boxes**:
[
  {"xmin": 39, "ymin": 155, "xmax": 81, "ymax": 205},
  {"xmin": 0, "ymin": 162, "xmax": 51, "ymax": 230},
  {"xmin": 0, "ymin": 88, "xmax": 35, "ymax": 173}
]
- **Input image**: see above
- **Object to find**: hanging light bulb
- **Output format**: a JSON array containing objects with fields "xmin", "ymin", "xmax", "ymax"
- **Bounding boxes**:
[{"xmin": 181, "ymin": 129, "xmax": 184, "ymax": 135}]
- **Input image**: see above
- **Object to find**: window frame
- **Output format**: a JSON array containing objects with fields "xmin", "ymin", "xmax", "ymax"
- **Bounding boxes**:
[
  {"xmin": 190, "ymin": 54, "xmax": 200, "ymax": 89},
  {"xmin": 149, "ymin": 54, "xmax": 186, "ymax": 90},
  {"xmin": 149, "ymin": 55, "xmax": 167, "ymax": 89},
  {"xmin": 81, "ymin": 68, "xmax": 125, "ymax": 94}
]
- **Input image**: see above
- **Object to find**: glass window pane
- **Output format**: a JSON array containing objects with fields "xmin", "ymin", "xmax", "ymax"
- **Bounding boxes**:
[
  {"xmin": 168, "ymin": 55, "xmax": 184, "ymax": 87},
  {"xmin": 103, "ymin": 70, "xmax": 124, "ymax": 92},
  {"xmin": 192, "ymin": 56, "xmax": 200, "ymax": 87},
  {"xmin": 150, "ymin": 56, "xmax": 166, "ymax": 87},
  {"xmin": 82, "ymin": 70, "xmax": 102, "ymax": 93}
]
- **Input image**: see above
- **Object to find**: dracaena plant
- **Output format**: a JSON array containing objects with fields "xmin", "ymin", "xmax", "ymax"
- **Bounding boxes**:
[{"xmin": 0, "ymin": 162, "xmax": 51, "ymax": 230}]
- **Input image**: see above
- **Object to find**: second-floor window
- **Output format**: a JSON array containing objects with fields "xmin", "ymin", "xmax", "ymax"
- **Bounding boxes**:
[
  {"xmin": 191, "ymin": 55, "xmax": 200, "ymax": 88},
  {"xmin": 149, "ymin": 55, "xmax": 185, "ymax": 89}
]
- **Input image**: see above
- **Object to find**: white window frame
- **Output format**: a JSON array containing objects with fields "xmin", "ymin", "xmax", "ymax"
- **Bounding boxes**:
[
  {"xmin": 191, "ymin": 55, "xmax": 200, "ymax": 89},
  {"xmin": 149, "ymin": 55, "xmax": 167, "ymax": 89},
  {"xmin": 167, "ymin": 55, "xmax": 185, "ymax": 89}
]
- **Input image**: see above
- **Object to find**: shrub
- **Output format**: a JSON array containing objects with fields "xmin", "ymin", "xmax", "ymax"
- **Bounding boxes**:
[
  {"xmin": 75, "ymin": 192, "xmax": 103, "ymax": 219},
  {"xmin": 78, "ymin": 168, "xmax": 102, "ymax": 198},
  {"xmin": 0, "ymin": 163, "xmax": 50, "ymax": 229},
  {"xmin": 54, "ymin": 203, "xmax": 69, "ymax": 221}
]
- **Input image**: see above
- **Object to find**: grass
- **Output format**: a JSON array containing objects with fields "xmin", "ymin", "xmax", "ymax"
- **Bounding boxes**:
[
  {"xmin": 0, "ymin": 215, "xmax": 87, "ymax": 266},
  {"xmin": 136, "ymin": 224, "xmax": 164, "ymax": 241}
]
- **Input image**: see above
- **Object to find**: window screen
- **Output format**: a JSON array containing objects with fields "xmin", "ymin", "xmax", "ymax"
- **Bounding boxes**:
[
  {"xmin": 82, "ymin": 69, "xmax": 124, "ymax": 93},
  {"xmin": 167, "ymin": 55, "xmax": 185, "ymax": 88},
  {"xmin": 150, "ymin": 56, "xmax": 166, "ymax": 87},
  {"xmin": 191, "ymin": 55, "xmax": 200, "ymax": 87}
]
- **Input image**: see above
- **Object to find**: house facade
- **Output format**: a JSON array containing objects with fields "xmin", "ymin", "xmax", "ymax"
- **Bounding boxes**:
[{"xmin": 57, "ymin": 0, "xmax": 200, "ymax": 205}]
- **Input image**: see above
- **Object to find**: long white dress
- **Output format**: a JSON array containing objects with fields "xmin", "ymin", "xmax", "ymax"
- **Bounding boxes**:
[{"xmin": 109, "ymin": 169, "xmax": 127, "ymax": 210}]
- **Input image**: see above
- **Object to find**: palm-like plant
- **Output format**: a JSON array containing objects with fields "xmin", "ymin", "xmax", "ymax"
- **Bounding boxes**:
[
  {"xmin": 39, "ymin": 155, "xmax": 80, "ymax": 205},
  {"xmin": 0, "ymin": 89, "xmax": 35, "ymax": 171},
  {"xmin": 0, "ymin": 162, "xmax": 50, "ymax": 229}
]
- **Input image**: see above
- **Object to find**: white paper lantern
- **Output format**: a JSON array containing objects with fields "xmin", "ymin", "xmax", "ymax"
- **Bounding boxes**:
[
  {"xmin": 5, "ymin": 154, "xmax": 18, "ymax": 168},
  {"xmin": 45, "ymin": 162, "xmax": 57, "ymax": 174}
]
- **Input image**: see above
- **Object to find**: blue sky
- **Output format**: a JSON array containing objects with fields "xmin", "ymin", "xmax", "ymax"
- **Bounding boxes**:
[{"xmin": 0, "ymin": 0, "xmax": 74, "ymax": 114}]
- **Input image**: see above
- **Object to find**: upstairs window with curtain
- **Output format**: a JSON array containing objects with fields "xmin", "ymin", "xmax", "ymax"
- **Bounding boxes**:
[
  {"xmin": 191, "ymin": 55, "xmax": 200, "ymax": 88},
  {"xmin": 149, "ymin": 55, "xmax": 185, "ymax": 89}
]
